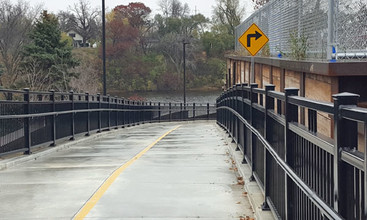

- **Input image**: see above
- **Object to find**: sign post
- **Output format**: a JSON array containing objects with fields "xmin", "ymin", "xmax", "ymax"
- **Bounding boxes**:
[
  {"xmin": 238, "ymin": 23, "xmax": 269, "ymax": 83},
  {"xmin": 238, "ymin": 23, "xmax": 270, "ymax": 211}
]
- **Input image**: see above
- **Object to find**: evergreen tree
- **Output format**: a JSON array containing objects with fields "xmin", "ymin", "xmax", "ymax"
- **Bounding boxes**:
[{"xmin": 21, "ymin": 11, "xmax": 79, "ymax": 91}]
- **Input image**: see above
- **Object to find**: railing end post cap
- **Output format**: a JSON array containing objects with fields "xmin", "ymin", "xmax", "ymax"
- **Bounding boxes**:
[
  {"xmin": 284, "ymin": 87, "xmax": 299, "ymax": 95},
  {"xmin": 332, "ymin": 92, "xmax": 360, "ymax": 104},
  {"xmin": 332, "ymin": 92, "xmax": 360, "ymax": 99},
  {"xmin": 265, "ymin": 84, "xmax": 275, "ymax": 90}
]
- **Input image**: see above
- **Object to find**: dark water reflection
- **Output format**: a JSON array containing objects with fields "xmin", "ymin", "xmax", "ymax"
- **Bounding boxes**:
[{"xmin": 113, "ymin": 90, "xmax": 223, "ymax": 104}]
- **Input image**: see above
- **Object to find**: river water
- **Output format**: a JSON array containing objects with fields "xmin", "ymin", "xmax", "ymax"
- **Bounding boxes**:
[{"xmin": 113, "ymin": 90, "xmax": 223, "ymax": 104}]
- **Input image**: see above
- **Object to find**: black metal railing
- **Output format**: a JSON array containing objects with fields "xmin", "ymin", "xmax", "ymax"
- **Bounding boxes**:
[
  {"xmin": 217, "ymin": 83, "xmax": 367, "ymax": 220},
  {"xmin": 0, "ymin": 89, "xmax": 216, "ymax": 157}
]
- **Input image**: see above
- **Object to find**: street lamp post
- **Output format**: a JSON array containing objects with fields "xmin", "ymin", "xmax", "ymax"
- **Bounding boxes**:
[
  {"xmin": 183, "ymin": 40, "xmax": 190, "ymax": 110},
  {"xmin": 102, "ymin": 0, "xmax": 107, "ymax": 96}
]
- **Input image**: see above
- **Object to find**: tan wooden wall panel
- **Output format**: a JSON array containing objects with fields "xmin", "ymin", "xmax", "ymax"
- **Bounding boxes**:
[
  {"xmin": 285, "ymin": 70, "xmax": 301, "ymax": 89},
  {"xmin": 245, "ymin": 62, "xmax": 250, "ymax": 84},
  {"xmin": 305, "ymin": 74, "xmax": 333, "ymax": 137},
  {"xmin": 272, "ymin": 67, "xmax": 281, "ymax": 91},
  {"xmin": 263, "ymin": 65, "xmax": 271, "ymax": 86}
]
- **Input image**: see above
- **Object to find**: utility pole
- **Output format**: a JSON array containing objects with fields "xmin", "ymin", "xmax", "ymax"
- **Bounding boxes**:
[{"xmin": 102, "ymin": 0, "xmax": 107, "ymax": 95}]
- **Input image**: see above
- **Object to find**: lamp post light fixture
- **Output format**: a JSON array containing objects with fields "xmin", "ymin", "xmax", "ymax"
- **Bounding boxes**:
[
  {"xmin": 102, "ymin": 0, "xmax": 107, "ymax": 96},
  {"xmin": 183, "ymin": 40, "xmax": 190, "ymax": 110}
]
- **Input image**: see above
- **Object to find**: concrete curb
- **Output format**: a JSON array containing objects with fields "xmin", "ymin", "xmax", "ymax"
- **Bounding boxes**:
[
  {"xmin": 0, "ymin": 123, "xmax": 154, "ymax": 171},
  {"xmin": 216, "ymin": 124, "xmax": 275, "ymax": 220}
]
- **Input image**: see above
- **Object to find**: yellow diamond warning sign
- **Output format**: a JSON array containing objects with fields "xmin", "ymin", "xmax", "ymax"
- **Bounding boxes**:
[{"xmin": 238, "ymin": 23, "xmax": 269, "ymax": 56}]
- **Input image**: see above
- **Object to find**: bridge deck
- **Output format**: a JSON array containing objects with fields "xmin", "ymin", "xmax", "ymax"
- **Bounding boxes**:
[{"xmin": 0, "ymin": 121, "xmax": 254, "ymax": 219}]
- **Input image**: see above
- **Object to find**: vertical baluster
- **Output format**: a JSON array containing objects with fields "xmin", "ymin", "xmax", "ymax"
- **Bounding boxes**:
[
  {"xmin": 207, "ymin": 103, "xmax": 210, "ymax": 120},
  {"xmin": 115, "ymin": 97, "xmax": 118, "ymax": 128},
  {"xmin": 70, "ymin": 91, "xmax": 75, "ymax": 140},
  {"xmin": 158, "ymin": 102, "xmax": 161, "ymax": 122},
  {"xmin": 107, "ymin": 95, "xmax": 111, "ymax": 130},
  {"xmin": 262, "ymin": 84, "xmax": 275, "ymax": 210},
  {"xmin": 98, "ymin": 93, "xmax": 101, "ymax": 133},
  {"xmin": 86, "ymin": 92, "xmax": 90, "ymax": 136},
  {"xmin": 193, "ymin": 103, "xmax": 196, "ymax": 120},
  {"xmin": 50, "ymin": 90, "xmax": 56, "ymax": 146},
  {"xmin": 23, "ymin": 88, "xmax": 31, "ymax": 154}
]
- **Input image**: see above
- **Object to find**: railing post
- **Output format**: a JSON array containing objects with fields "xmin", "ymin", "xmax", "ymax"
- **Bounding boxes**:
[
  {"xmin": 150, "ymin": 102, "xmax": 153, "ymax": 123},
  {"xmin": 127, "ymin": 101, "xmax": 131, "ymax": 126},
  {"xmin": 138, "ymin": 101, "xmax": 141, "ymax": 125},
  {"xmin": 193, "ymin": 103, "xmax": 196, "ymax": 120},
  {"xmin": 284, "ymin": 87, "xmax": 299, "ymax": 220},
  {"xmin": 70, "ymin": 90, "xmax": 75, "ymax": 140},
  {"xmin": 98, "ymin": 93, "xmax": 101, "ymax": 133},
  {"xmin": 115, "ymin": 97, "xmax": 118, "ymax": 128},
  {"xmin": 364, "ymin": 119, "xmax": 367, "ymax": 220},
  {"xmin": 136, "ymin": 102, "xmax": 139, "ymax": 125},
  {"xmin": 134, "ymin": 101, "xmax": 137, "ymax": 125},
  {"xmin": 332, "ymin": 92, "xmax": 359, "ymax": 215},
  {"xmin": 180, "ymin": 103, "xmax": 183, "ymax": 120},
  {"xmin": 107, "ymin": 94, "xmax": 111, "ymax": 130},
  {"xmin": 233, "ymin": 85, "xmax": 238, "ymax": 144},
  {"xmin": 227, "ymin": 88, "xmax": 232, "ymax": 136},
  {"xmin": 86, "ymin": 92, "xmax": 90, "ymax": 136},
  {"xmin": 262, "ymin": 84, "xmax": 275, "ymax": 210},
  {"xmin": 158, "ymin": 102, "xmax": 161, "ymax": 122},
  {"xmin": 230, "ymin": 86, "xmax": 234, "ymax": 137},
  {"xmin": 237, "ymin": 83, "xmax": 248, "ymax": 154},
  {"xmin": 122, "ymin": 99, "xmax": 126, "ymax": 128},
  {"xmin": 23, "ymin": 88, "xmax": 31, "ymax": 155},
  {"xmin": 248, "ymin": 83, "xmax": 258, "ymax": 173},
  {"xmin": 226, "ymin": 89, "xmax": 230, "ymax": 134},
  {"xmin": 136, "ymin": 101, "xmax": 139, "ymax": 125},
  {"xmin": 50, "ymin": 90, "xmax": 56, "ymax": 146},
  {"xmin": 141, "ymin": 102, "xmax": 145, "ymax": 124},
  {"xmin": 207, "ymin": 103, "xmax": 210, "ymax": 120}
]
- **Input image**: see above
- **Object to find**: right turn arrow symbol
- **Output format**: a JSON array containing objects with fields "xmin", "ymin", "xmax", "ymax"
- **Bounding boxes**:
[{"xmin": 247, "ymin": 31, "xmax": 262, "ymax": 47}]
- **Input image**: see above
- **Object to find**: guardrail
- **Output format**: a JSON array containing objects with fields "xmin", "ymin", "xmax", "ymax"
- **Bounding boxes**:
[
  {"xmin": 216, "ymin": 83, "xmax": 366, "ymax": 220},
  {"xmin": 0, "ymin": 89, "xmax": 216, "ymax": 157}
]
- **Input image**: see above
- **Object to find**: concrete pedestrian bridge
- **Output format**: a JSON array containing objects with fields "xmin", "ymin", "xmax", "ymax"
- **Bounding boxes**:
[
  {"xmin": 2, "ymin": 86, "xmax": 367, "ymax": 219},
  {"xmin": 0, "ymin": 121, "xmax": 265, "ymax": 219}
]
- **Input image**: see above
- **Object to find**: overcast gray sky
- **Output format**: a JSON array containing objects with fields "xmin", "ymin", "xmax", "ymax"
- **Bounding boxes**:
[{"xmin": 15, "ymin": 0, "xmax": 254, "ymax": 20}]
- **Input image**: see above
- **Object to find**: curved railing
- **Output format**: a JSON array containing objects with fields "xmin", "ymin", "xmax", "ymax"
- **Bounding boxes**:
[
  {"xmin": 217, "ymin": 83, "xmax": 366, "ymax": 220},
  {"xmin": 0, "ymin": 89, "xmax": 216, "ymax": 156}
]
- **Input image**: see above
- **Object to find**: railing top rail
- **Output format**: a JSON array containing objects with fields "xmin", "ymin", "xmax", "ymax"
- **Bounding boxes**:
[
  {"xmin": 268, "ymin": 90, "xmax": 285, "ymax": 101},
  {"xmin": 288, "ymin": 96, "xmax": 334, "ymax": 114},
  {"xmin": 0, "ymin": 89, "xmax": 27, "ymax": 94},
  {"xmin": 0, "ymin": 89, "xmax": 216, "ymax": 106},
  {"xmin": 253, "ymin": 88, "xmax": 265, "ymax": 95},
  {"xmin": 340, "ymin": 106, "xmax": 367, "ymax": 122},
  {"xmin": 28, "ymin": 91, "xmax": 53, "ymax": 96}
]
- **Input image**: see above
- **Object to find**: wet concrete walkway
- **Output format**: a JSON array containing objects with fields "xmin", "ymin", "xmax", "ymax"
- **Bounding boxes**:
[{"xmin": 0, "ymin": 121, "xmax": 254, "ymax": 219}]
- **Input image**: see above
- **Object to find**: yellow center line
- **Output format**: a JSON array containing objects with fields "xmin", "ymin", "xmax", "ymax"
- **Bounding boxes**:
[{"xmin": 73, "ymin": 125, "xmax": 181, "ymax": 220}]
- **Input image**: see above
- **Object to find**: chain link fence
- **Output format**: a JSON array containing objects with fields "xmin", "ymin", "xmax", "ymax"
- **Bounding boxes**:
[{"xmin": 235, "ymin": 0, "xmax": 367, "ymax": 61}]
